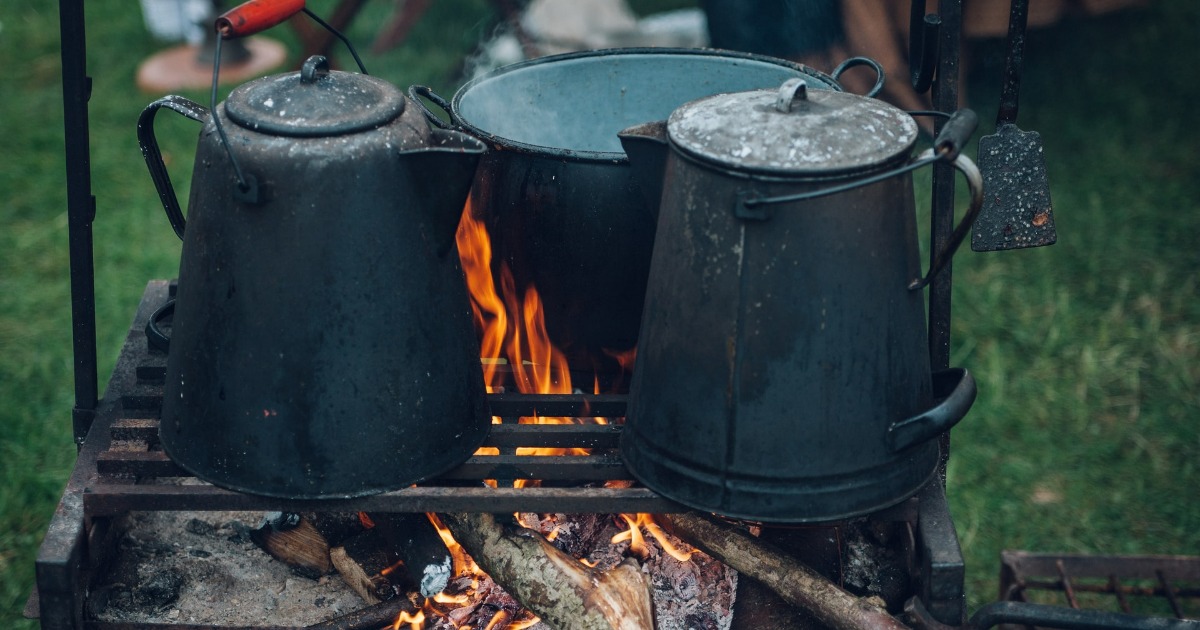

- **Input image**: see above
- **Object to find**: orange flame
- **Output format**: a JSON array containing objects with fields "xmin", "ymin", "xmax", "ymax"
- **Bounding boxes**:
[
  {"xmin": 456, "ymin": 199, "xmax": 509, "ymax": 390},
  {"xmin": 612, "ymin": 514, "xmax": 695, "ymax": 562},
  {"xmin": 456, "ymin": 201, "xmax": 603, "ymax": 473},
  {"xmin": 390, "ymin": 514, "xmax": 542, "ymax": 629},
  {"xmin": 484, "ymin": 610, "xmax": 510, "ymax": 630},
  {"xmin": 387, "ymin": 204, "xmax": 653, "ymax": 630},
  {"xmin": 391, "ymin": 609, "xmax": 424, "ymax": 630},
  {"xmin": 457, "ymin": 200, "xmax": 574, "ymax": 399},
  {"xmin": 426, "ymin": 513, "xmax": 479, "ymax": 578}
]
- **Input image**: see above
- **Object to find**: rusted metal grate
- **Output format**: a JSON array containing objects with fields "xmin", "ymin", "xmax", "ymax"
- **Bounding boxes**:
[
  {"xmin": 999, "ymin": 550, "xmax": 1200, "ymax": 625},
  {"xmin": 83, "ymin": 281, "xmax": 682, "ymax": 517},
  {"xmin": 34, "ymin": 281, "xmax": 968, "ymax": 628}
]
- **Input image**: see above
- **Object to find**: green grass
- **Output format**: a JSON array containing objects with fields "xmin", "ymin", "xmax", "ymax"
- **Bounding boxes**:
[
  {"xmin": 3, "ymin": 0, "xmax": 1198, "ymax": 627},
  {"xmin": 946, "ymin": 2, "xmax": 1200, "ymax": 612}
]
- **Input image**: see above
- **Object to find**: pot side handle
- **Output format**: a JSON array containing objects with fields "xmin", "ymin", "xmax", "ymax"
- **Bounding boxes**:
[
  {"xmin": 137, "ymin": 95, "xmax": 210, "ymax": 240},
  {"xmin": 886, "ymin": 368, "xmax": 976, "ymax": 453},
  {"xmin": 408, "ymin": 85, "xmax": 459, "ymax": 131}
]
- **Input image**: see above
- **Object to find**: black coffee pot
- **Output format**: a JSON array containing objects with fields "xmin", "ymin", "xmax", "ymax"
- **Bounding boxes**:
[
  {"xmin": 619, "ymin": 79, "xmax": 981, "ymax": 522},
  {"xmin": 137, "ymin": 56, "xmax": 489, "ymax": 499}
]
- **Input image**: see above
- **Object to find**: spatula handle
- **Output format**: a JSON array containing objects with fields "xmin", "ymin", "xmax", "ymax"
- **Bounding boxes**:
[{"xmin": 998, "ymin": 0, "xmax": 1030, "ymax": 126}]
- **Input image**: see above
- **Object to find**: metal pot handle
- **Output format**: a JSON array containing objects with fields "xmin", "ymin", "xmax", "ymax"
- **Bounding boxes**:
[
  {"xmin": 907, "ymin": 144, "xmax": 984, "ymax": 291},
  {"xmin": 886, "ymin": 368, "xmax": 976, "ymax": 453},
  {"xmin": 408, "ymin": 85, "xmax": 459, "ymax": 130},
  {"xmin": 137, "ymin": 95, "xmax": 210, "ymax": 240},
  {"xmin": 145, "ymin": 299, "xmax": 174, "ymax": 352},
  {"xmin": 735, "ymin": 109, "xmax": 982, "ymax": 286},
  {"xmin": 831, "ymin": 56, "xmax": 885, "ymax": 98}
]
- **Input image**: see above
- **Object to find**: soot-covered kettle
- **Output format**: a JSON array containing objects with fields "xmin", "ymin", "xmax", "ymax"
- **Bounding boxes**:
[
  {"xmin": 618, "ymin": 78, "xmax": 981, "ymax": 522},
  {"xmin": 137, "ymin": 49, "xmax": 489, "ymax": 499}
]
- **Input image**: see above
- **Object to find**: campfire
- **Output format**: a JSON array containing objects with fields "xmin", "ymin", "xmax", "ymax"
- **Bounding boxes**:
[{"xmin": 356, "ymin": 203, "xmax": 734, "ymax": 629}]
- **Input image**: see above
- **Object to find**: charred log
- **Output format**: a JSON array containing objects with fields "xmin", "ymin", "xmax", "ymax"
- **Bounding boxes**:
[
  {"xmin": 330, "ymin": 527, "xmax": 403, "ymax": 604},
  {"xmin": 370, "ymin": 513, "xmax": 455, "ymax": 597},
  {"xmin": 440, "ymin": 512, "xmax": 656, "ymax": 630},
  {"xmin": 305, "ymin": 593, "xmax": 420, "ymax": 630},
  {"xmin": 665, "ymin": 512, "xmax": 910, "ymax": 630}
]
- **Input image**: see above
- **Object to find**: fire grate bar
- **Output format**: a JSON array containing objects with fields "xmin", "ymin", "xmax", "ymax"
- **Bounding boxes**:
[
  {"xmin": 82, "ymin": 281, "xmax": 683, "ymax": 517},
  {"xmin": 1000, "ymin": 550, "xmax": 1200, "ymax": 622}
]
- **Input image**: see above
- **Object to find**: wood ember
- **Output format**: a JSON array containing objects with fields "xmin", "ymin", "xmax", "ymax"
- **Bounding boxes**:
[
  {"xmin": 440, "ymin": 511, "xmax": 656, "ymax": 630},
  {"xmin": 469, "ymin": 513, "xmax": 737, "ymax": 630},
  {"xmin": 435, "ymin": 573, "xmax": 541, "ymax": 630}
]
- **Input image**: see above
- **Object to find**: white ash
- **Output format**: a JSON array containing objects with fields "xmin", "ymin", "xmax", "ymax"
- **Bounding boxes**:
[{"xmin": 90, "ymin": 510, "xmax": 364, "ymax": 626}]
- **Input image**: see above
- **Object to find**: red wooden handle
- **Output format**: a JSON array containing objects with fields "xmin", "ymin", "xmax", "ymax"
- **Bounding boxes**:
[{"xmin": 216, "ymin": 0, "xmax": 306, "ymax": 39}]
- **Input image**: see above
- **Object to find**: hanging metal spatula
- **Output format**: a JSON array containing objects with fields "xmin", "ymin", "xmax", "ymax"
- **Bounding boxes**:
[{"xmin": 971, "ymin": 0, "xmax": 1056, "ymax": 252}]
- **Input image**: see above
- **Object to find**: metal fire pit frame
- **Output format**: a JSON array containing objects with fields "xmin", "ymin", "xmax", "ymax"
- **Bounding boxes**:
[
  {"xmin": 38, "ymin": 0, "xmax": 971, "ymax": 627},
  {"xmin": 999, "ymin": 551, "xmax": 1200, "ymax": 621}
]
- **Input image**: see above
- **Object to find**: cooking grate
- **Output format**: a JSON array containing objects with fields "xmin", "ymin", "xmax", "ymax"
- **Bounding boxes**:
[
  {"xmin": 85, "ymin": 280, "xmax": 680, "ymax": 517},
  {"xmin": 999, "ymin": 550, "xmax": 1200, "ymax": 624},
  {"xmin": 34, "ymin": 280, "xmax": 968, "ymax": 628}
]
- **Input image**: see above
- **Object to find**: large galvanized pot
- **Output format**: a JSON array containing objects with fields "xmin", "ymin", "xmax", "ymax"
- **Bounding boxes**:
[
  {"xmin": 618, "ymin": 80, "xmax": 980, "ymax": 522},
  {"xmin": 137, "ymin": 56, "xmax": 490, "ymax": 499},
  {"xmin": 409, "ymin": 48, "xmax": 844, "ymax": 372}
]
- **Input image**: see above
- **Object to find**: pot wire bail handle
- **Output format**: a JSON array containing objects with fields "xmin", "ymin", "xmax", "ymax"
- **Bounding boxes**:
[
  {"xmin": 831, "ymin": 56, "xmax": 885, "ymax": 98},
  {"xmin": 208, "ymin": 0, "xmax": 371, "ymax": 201},
  {"xmin": 737, "ymin": 109, "xmax": 978, "ymax": 212},
  {"xmin": 908, "ymin": 108, "xmax": 984, "ymax": 291},
  {"xmin": 735, "ymin": 110, "xmax": 982, "ymax": 290},
  {"xmin": 408, "ymin": 85, "xmax": 459, "ymax": 130}
]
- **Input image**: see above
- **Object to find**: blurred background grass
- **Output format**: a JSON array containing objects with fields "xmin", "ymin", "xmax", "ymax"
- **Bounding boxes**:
[{"xmin": 2, "ymin": 0, "xmax": 1197, "ymax": 627}]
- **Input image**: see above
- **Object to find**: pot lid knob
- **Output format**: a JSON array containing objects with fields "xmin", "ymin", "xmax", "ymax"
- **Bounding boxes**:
[
  {"xmin": 300, "ymin": 55, "xmax": 331, "ymax": 84},
  {"xmin": 667, "ymin": 79, "xmax": 919, "ymax": 175},
  {"xmin": 775, "ymin": 78, "xmax": 807, "ymax": 113},
  {"xmin": 224, "ymin": 55, "xmax": 406, "ymax": 137}
]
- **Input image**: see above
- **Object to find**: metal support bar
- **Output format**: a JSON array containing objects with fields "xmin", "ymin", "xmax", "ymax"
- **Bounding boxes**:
[
  {"xmin": 916, "ymin": 480, "xmax": 966, "ymax": 625},
  {"xmin": 928, "ymin": 0, "xmax": 963, "ymax": 500},
  {"xmin": 927, "ymin": 0, "xmax": 963, "ymax": 375},
  {"xmin": 59, "ymin": 0, "xmax": 99, "ymax": 445}
]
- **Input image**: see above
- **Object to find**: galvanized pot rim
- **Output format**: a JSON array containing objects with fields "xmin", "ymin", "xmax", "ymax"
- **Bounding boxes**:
[{"xmin": 448, "ymin": 47, "xmax": 843, "ymax": 163}]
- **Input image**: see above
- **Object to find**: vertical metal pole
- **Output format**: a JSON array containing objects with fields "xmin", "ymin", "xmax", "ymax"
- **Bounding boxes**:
[
  {"xmin": 928, "ymin": 0, "xmax": 962, "ymax": 374},
  {"xmin": 920, "ymin": 2, "xmax": 967, "ymax": 626},
  {"xmin": 59, "ymin": 0, "xmax": 98, "ymax": 445}
]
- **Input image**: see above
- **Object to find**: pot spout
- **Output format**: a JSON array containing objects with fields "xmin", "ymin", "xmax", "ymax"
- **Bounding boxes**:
[
  {"xmin": 397, "ymin": 128, "xmax": 487, "ymax": 257},
  {"xmin": 618, "ymin": 120, "xmax": 669, "ymax": 218}
]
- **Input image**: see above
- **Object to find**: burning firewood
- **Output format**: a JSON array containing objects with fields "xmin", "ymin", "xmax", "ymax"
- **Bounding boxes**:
[
  {"xmin": 330, "ymin": 527, "xmax": 401, "ymax": 605},
  {"xmin": 439, "ymin": 512, "xmax": 656, "ymax": 630},
  {"xmin": 664, "ymin": 512, "xmax": 910, "ymax": 630},
  {"xmin": 330, "ymin": 513, "xmax": 456, "ymax": 606},
  {"xmin": 305, "ymin": 594, "xmax": 421, "ymax": 630}
]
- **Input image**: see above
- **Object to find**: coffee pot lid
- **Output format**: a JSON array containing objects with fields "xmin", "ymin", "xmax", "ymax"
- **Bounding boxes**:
[
  {"xmin": 667, "ymin": 78, "xmax": 918, "ymax": 175},
  {"xmin": 224, "ymin": 56, "xmax": 406, "ymax": 137}
]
